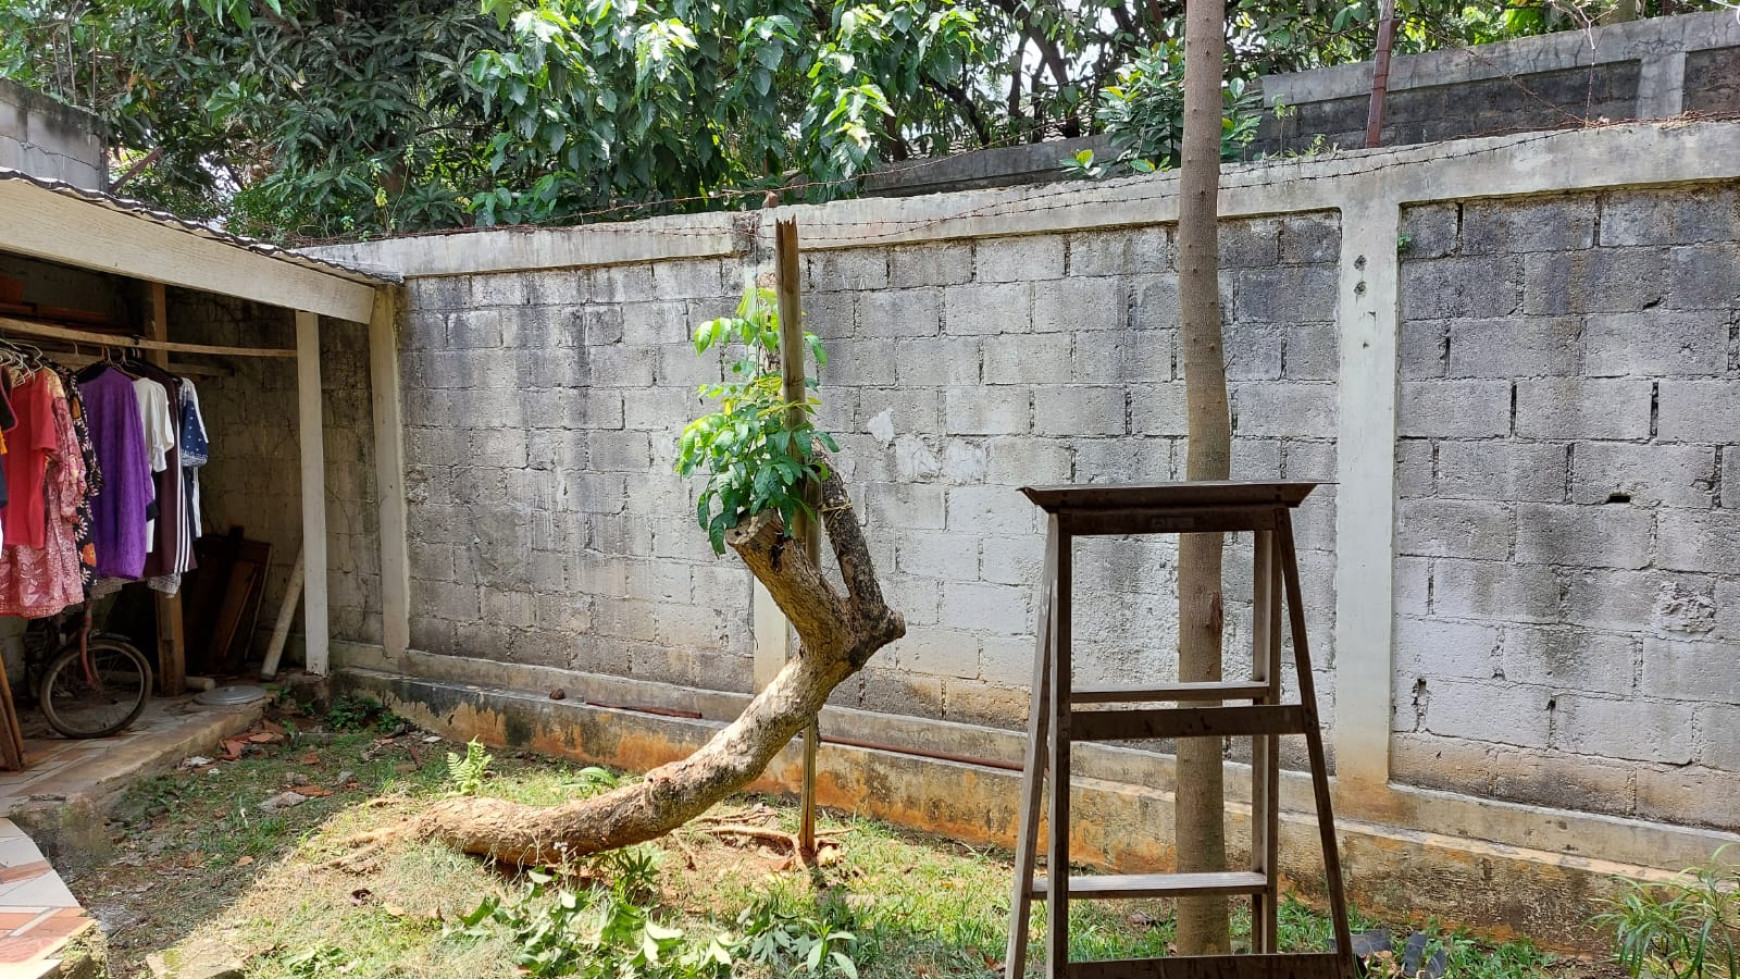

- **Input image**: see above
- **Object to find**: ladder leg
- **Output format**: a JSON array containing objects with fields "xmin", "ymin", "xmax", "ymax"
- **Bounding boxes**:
[
  {"xmin": 1250, "ymin": 530, "xmax": 1282, "ymax": 954},
  {"xmin": 1276, "ymin": 513, "xmax": 1356, "ymax": 976},
  {"xmin": 1007, "ymin": 518, "xmax": 1060, "ymax": 979},
  {"xmin": 1044, "ymin": 529, "xmax": 1074, "ymax": 978}
]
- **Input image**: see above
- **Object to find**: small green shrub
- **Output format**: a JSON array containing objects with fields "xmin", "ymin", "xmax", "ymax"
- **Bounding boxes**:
[
  {"xmin": 1594, "ymin": 846, "xmax": 1738, "ymax": 979},
  {"xmin": 452, "ymin": 848, "xmax": 732, "ymax": 979},
  {"xmin": 325, "ymin": 694, "xmax": 402, "ymax": 733},
  {"xmin": 564, "ymin": 765, "xmax": 624, "ymax": 796},
  {"xmin": 450, "ymin": 846, "xmax": 865, "ymax": 979},
  {"xmin": 275, "ymin": 945, "xmax": 350, "ymax": 977},
  {"xmin": 735, "ymin": 893, "xmax": 861, "ymax": 978},
  {"xmin": 446, "ymin": 739, "xmax": 494, "ymax": 797},
  {"xmin": 675, "ymin": 286, "xmax": 836, "ymax": 554}
]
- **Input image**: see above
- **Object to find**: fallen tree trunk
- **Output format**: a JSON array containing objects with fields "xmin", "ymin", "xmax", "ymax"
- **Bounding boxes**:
[{"xmin": 387, "ymin": 456, "xmax": 904, "ymax": 866}]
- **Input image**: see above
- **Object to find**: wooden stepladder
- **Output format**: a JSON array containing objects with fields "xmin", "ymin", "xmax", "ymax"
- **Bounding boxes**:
[{"xmin": 1006, "ymin": 481, "xmax": 1355, "ymax": 979}]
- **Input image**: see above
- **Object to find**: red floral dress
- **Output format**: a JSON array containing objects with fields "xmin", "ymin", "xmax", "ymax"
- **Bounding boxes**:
[{"xmin": 0, "ymin": 371, "xmax": 89, "ymax": 618}]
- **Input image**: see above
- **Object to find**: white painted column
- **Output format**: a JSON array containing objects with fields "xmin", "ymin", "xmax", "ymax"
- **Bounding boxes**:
[
  {"xmin": 368, "ymin": 289, "xmax": 411, "ymax": 658},
  {"xmin": 295, "ymin": 311, "xmax": 331, "ymax": 675},
  {"xmin": 1331, "ymin": 198, "xmax": 1402, "ymax": 793},
  {"xmin": 753, "ymin": 582, "xmax": 790, "ymax": 690}
]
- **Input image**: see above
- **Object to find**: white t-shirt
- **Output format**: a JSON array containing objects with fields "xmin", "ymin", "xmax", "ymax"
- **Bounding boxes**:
[
  {"xmin": 133, "ymin": 377, "xmax": 173, "ymax": 472},
  {"xmin": 133, "ymin": 377, "xmax": 173, "ymax": 552}
]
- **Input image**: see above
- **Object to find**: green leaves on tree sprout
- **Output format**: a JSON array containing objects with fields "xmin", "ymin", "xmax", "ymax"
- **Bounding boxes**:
[{"xmin": 676, "ymin": 288, "xmax": 838, "ymax": 555}]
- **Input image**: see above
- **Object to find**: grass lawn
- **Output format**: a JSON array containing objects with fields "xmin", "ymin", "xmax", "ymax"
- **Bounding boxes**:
[{"xmin": 70, "ymin": 700, "xmax": 1618, "ymax": 979}]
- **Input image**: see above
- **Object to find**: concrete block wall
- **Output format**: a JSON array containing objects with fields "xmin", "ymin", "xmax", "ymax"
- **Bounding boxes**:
[
  {"xmin": 801, "ymin": 217, "xmax": 1341, "ymax": 749},
  {"xmin": 0, "ymin": 80, "xmax": 105, "ymax": 190},
  {"xmin": 398, "ymin": 262, "xmax": 758, "ymax": 691},
  {"xmin": 170, "ymin": 291, "xmax": 380, "ymax": 662},
  {"xmin": 394, "ymin": 218, "xmax": 1342, "ymax": 753},
  {"xmin": 304, "ymin": 124, "xmax": 1740, "ymax": 899},
  {"xmin": 1254, "ymin": 10, "xmax": 1740, "ymax": 156},
  {"xmin": 1391, "ymin": 185, "xmax": 1740, "ymax": 829}
]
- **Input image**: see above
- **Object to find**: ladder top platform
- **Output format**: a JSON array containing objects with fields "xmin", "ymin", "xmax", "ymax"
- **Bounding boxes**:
[{"xmin": 1020, "ymin": 480, "xmax": 1319, "ymax": 513}]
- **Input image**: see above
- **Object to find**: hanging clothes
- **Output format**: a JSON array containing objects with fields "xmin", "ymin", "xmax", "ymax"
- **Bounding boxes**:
[
  {"xmin": 132, "ymin": 372, "xmax": 173, "ymax": 554},
  {"xmin": 0, "ymin": 372, "xmax": 16, "ymax": 524},
  {"xmin": 177, "ymin": 377, "xmax": 207, "ymax": 553},
  {"xmin": 1, "ymin": 371, "xmax": 58, "ymax": 549},
  {"xmin": 81, "ymin": 366, "xmax": 154, "ymax": 581},
  {"xmin": 130, "ymin": 361, "xmax": 184, "ymax": 592},
  {"xmin": 0, "ymin": 371, "xmax": 88, "ymax": 618},
  {"xmin": 58, "ymin": 370, "xmax": 102, "ymax": 595},
  {"xmin": 148, "ymin": 375, "xmax": 205, "ymax": 597}
]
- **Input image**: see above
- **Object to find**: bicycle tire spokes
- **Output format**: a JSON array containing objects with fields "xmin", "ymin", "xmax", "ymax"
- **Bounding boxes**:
[{"xmin": 40, "ymin": 641, "xmax": 151, "ymax": 739}]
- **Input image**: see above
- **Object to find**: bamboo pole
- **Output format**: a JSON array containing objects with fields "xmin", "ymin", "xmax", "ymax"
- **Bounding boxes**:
[{"xmin": 774, "ymin": 219, "xmax": 821, "ymax": 855}]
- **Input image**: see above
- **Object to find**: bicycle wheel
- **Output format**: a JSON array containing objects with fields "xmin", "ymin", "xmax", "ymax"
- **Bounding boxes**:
[{"xmin": 37, "ymin": 638, "xmax": 152, "ymax": 738}]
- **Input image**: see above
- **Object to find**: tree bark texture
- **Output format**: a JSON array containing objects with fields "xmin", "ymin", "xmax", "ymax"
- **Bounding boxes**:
[
  {"xmin": 1175, "ymin": 0, "xmax": 1234, "ymax": 954},
  {"xmin": 403, "ymin": 459, "xmax": 904, "ymax": 866}
]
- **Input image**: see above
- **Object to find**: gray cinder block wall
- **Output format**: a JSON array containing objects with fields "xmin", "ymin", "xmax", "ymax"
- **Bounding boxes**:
[
  {"xmin": 1253, "ymin": 10, "xmax": 1740, "ymax": 155},
  {"xmin": 170, "ymin": 291, "xmax": 381, "ymax": 662},
  {"xmin": 393, "ymin": 216, "xmax": 1342, "ymax": 765},
  {"xmin": 0, "ymin": 79, "xmax": 105, "ymax": 190},
  {"xmin": 1392, "ymin": 186, "xmax": 1740, "ymax": 828},
  {"xmin": 300, "ymin": 121, "xmax": 1740, "ymax": 939},
  {"xmin": 311, "ymin": 123, "xmax": 1740, "ymax": 834}
]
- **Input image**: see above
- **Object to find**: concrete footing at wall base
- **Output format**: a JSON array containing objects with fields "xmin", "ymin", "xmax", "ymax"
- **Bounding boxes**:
[{"xmin": 337, "ymin": 662, "xmax": 1715, "ymax": 952}]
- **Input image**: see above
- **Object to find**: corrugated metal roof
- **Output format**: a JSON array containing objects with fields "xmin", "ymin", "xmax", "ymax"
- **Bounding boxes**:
[{"xmin": 0, "ymin": 166, "xmax": 399, "ymax": 285}]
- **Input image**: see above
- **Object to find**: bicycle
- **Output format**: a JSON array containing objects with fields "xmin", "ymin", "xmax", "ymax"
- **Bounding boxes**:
[{"xmin": 24, "ymin": 605, "xmax": 152, "ymax": 739}]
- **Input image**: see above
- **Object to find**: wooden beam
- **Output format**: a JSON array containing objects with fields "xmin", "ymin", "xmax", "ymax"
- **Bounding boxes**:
[
  {"xmin": 295, "ymin": 311, "xmax": 330, "ymax": 675},
  {"xmin": 0, "ymin": 315, "xmax": 295, "ymax": 358},
  {"xmin": 0, "ymin": 180, "xmax": 378, "ymax": 322},
  {"xmin": 1032, "ymin": 871, "xmax": 1268, "ymax": 899},
  {"xmin": 147, "ymin": 283, "xmax": 186, "ymax": 697},
  {"xmin": 368, "ymin": 288, "xmax": 410, "ymax": 658},
  {"xmin": 1065, "ymin": 952, "xmax": 1349, "ymax": 979},
  {"xmin": 1071, "ymin": 704, "xmax": 1308, "ymax": 742}
]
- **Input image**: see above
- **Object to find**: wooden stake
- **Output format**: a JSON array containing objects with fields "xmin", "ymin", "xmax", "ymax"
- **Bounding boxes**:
[
  {"xmin": 774, "ymin": 219, "xmax": 821, "ymax": 855},
  {"xmin": 0, "ymin": 658, "xmax": 26, "ymax": 771},
  {"xmin": 261, "ymin": 547, "xmax": 306, "ymax": 679},
  {"xmin": 1365, "ymin": 0, "xmax": 1399, "ymax": 148},
  {"xmin": 147, "ymin": 283, "xmax": 186, "ymax": 697}
]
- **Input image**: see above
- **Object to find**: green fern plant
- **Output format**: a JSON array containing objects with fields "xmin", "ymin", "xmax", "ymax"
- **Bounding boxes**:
[{"xmin": 447, "ymin": 739, "xmax": 494, "ymax": 797}]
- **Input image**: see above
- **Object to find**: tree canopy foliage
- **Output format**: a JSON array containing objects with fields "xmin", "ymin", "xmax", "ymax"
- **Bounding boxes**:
[{"xmin": 0, "ymin": 0, "xmax": 1704, "ymax": 240}]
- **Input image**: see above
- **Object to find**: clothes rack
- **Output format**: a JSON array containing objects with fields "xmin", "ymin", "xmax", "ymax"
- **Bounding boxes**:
[{"xmin": 0, "ymin": 314, "xmax": 295, "ymax": 360}]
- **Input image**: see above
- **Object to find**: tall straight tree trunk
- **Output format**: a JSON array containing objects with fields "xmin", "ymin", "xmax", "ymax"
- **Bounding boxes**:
[{"xmin": 1174, "ymin": 0, "xmax": 1232, "ymax": 955}]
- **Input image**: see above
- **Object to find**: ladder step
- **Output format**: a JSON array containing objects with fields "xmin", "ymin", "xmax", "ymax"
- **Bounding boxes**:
[
  {"xmin": 1072, "ymin": 704, "xmax": 1308, "ymax": 742},
  {"xmin": 1031, "ymin": 871, "xmax": 1269, "ymax": 899},
  {"xmin": 1072, "ymin": 681, "xmax": 1272, "ymax": 705},
  {"xmin": 1064, "ymin": 952, "xmax": 1348, "ymax": 979}
]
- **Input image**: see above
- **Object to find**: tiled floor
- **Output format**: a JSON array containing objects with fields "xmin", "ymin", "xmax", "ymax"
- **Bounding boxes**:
[
  {"xmin": 0, "ymin": 817, "xmax": 89, "ymax": 978},
  {"xmin": 0, "ymin": 694, "xmax": 262, "ymax": 976}
]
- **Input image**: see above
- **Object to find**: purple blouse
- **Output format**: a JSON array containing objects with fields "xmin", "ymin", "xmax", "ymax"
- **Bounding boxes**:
[{"xmin": 82, "ymin": 368, "xmax": 153, "ymax": 579}]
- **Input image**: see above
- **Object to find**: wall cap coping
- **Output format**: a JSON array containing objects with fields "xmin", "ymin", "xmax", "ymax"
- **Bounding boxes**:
[
  {"xmin": 1259, "ymin": 10, "xmax": 1740, "ymax": 107},
  {"xmin": 303, "ymin": 119, "xmax": 1740, "ymax": 279}
]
